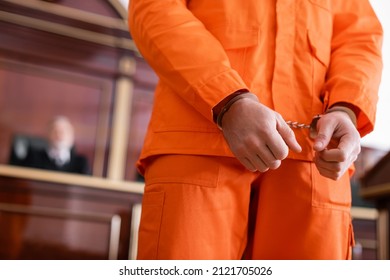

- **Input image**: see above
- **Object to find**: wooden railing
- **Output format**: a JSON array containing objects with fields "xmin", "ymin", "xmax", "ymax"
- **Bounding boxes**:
[{"xmin": 0, "ymin": 165, "xmax": 143, "ymax": 260}]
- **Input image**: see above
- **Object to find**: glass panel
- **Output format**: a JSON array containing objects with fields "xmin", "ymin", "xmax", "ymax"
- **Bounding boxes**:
[{"xmin": 0, "ymin": 63, "xmax": 113, "ymax": 177}]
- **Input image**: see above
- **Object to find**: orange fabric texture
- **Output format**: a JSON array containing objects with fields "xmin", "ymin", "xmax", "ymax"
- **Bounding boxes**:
[
  {"xmin": 128, "ymin": 0, "xmax": 382, "ymax": 260},
  {"xmin": 138, "ymin": 155, "xmax": 353, "ymax": 260},
  {"xmin": 129, "ymin": 0, "xmax": 383, "ymax": 173}
]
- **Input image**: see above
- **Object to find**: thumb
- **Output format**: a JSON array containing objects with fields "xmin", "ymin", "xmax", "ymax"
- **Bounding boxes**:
[
  {"xmin": 313, "ymin": 120, "xmax": 335, "ymax": 151},
  {"xmin": 277, "ymin": 121, "xmax": 302, "ymax": 153}
]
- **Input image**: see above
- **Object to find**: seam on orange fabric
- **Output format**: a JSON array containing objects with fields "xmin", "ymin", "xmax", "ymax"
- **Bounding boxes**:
[
  {"xmin": 146, "ymin": 177, "xmax": 217, "ymax": 188},
  {"xmin": 155, "ymin": 192, "xmax": 166, "ymax": 260}
]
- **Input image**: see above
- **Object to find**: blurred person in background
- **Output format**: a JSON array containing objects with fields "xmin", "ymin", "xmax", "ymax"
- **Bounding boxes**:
[{"xmin": 9, "ymin": 116, "xmax": 90, "ymax": 175}]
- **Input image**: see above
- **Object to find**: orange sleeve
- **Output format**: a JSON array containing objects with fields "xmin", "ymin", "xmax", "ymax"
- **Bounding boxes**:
[
  {"xmin": 128, "ymin": 0, "xmax": 248, "ymax": 122},
  {"xmin": 325, "ymin": 0, "xmax": 383, "ymax": 137}
]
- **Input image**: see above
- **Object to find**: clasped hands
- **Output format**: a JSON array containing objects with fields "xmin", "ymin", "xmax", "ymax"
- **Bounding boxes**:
[{"xmin": 221, "ymin": 96, "xmax": 360, "ymax": 180}]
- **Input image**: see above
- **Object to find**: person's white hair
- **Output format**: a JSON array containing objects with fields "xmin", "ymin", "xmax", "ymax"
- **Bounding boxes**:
[{"xmin": 47, "ymin": 115, "xmax": 75, "ymax": 149}]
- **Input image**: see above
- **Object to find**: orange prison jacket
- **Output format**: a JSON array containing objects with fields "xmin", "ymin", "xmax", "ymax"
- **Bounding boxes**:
[{"xmin": 129, "ymin": 0, "xmax": 383, "ymax": 173}]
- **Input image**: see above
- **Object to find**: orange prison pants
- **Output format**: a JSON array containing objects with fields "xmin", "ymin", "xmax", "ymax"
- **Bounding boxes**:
[{"xmin": 137, "ymin": 155, "xmax": 354, "ymax": 260}]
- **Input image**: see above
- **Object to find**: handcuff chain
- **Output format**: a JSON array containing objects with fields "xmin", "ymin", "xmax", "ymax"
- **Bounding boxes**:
[
  {"xmin": 285, "ymin": 115, "xmax": 322, "ymax": 138},
  {"xmin": 285, "ymin": 121, "xmax": 311, "ymax": 129}
]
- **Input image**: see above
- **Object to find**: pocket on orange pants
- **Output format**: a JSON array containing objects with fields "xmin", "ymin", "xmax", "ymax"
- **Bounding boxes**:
[
  {"xmin": 310, "ymin": 163, "xmax": 352, "ymax": 211},
  {"xmin": 137, "ymin": 191, "xmax": 165, "ymax": 259}
]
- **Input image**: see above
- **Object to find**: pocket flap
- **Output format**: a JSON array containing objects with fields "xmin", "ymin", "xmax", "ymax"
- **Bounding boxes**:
[
  {"xmin": 307, "ymin": 29, "xmax": 331, "ymax": 67},
  {"xmin": 209, "ymin": 26, "xmax": 259, "ymax": 50},
  {"xmin": 308, "ymin": 0, "xmax": 331, "ymax": 11}
]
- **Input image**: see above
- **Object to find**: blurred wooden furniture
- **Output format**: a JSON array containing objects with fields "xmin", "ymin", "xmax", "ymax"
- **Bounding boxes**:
[
  {"xmin": 360, "ymin": 151, "xmax": 390, "ymax": 259},
  {"xmin": 0, "ymin": 0, "xmax": 155, "ymax": 260},
  {"xmin": 0, "ymin": 164, "xmax": 143, "ymax": 259},
  {"xmin": 0, "ymin": 0, "xmax": 157, "ymax": 181},
  {"xmin": 351, "ymin": 207, "xmax": 378, "ymax": 260}
]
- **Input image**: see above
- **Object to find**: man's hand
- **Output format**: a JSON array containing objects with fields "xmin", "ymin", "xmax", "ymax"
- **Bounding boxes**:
[
  {"xmin": 221, "ymin": 96, "xmax": 302, "ymax": 172},
  {"xmin": 312, "ymin": 110, "xmax": 361, "ymax": 180}
]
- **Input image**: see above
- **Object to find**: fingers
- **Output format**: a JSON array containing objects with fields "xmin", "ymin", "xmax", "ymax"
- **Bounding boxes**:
[
  {"xmin": 314, "ymin": 151, "xmax": 346, "ymax": 180},
  {"xmin": 241, "ymin": 157, "xmax": 258, "ymax": 172},
  {"xmin": 251, "ymin": 121, "xmax": 298, "ymax": 171},
  {"xmin": 313, "ymin": 120, "xmax": 335, "ymax": 152},
  {"xmin": 220, "ymin": 100, "xmax": 301, "ymax": 173},
  {"xmin": 253, "ymin": 146, "xmax": 281, "ymax": 171},
  {"xmin": 337, "ymin": 133, "xmax": 361, "ymax": 160},
  {"xmin": 237, "ymin": 144, "xmax": 282, "ymax": 173},
  {"xmin": 277, "ymin": 118, "xmax": 302, "ymax": 153},
  {"xmin": 312, "ymin": 112, "xmax": 361, "ymax": 180},
  {"xmin": 246, "ymin": 116, "xmax": 301, "ymax": 173},
  {"xmin": 314, "ymin": 138, "xmax": 360, "ymax": 180},
  {"xmin": 314, "ymin": 150, "xmax": 359, "ymax": 180},
  {"xmin": 316, "ymin": 148, "xmax": 347, "ymax": 162},
  {"xmin": 234, "ymin": 132, "xmax": 288, "ymax": 173}
]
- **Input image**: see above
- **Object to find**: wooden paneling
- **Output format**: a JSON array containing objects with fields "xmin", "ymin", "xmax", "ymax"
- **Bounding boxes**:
[
  {"xmin": 0, "ymin": 60, "xmax": 113, "ymax": 177},
  {"xmin": 352, "ymin": 219, "xmax": 378, "ymax": 260},
  {"xmin": 0, "ymin": 0, "xmax": 158, "ymax": 181},
  {"xmin": 53, "ymin": 0, "xmax": 124, "ymax": 18},
  {"xmin": 0, "ymin": 165, "xmax": 143, "ymax": 260},
  {"xmin": 0, "ymin": 0, "xmax": 143, "ymax": 179},
  {"xmin": 359, "ymin": 151, "xmax": 390, "ymax": 259},
  {"xmin": 362, "ymin": 152, "xmax": 390, "ymax": 190},
  {"xmin": 125, "ymin": 57, "xmax": 158, "ymax": 181},
  {"xmin": 0, "ymin": 0, "xmax": 149, "ymax": 260}
]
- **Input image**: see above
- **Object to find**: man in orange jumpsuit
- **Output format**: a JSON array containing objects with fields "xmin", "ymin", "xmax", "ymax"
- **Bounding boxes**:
[{"xmin": 128, "ymin": 0, "xmax": 383, "ymax": 259}]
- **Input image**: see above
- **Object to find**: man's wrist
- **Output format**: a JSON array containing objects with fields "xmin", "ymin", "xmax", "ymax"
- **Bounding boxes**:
[
  {"xmin": 212, "ymin": 90, "xmax": 249, "ymax": 123},
  {"xmin": 215, "ymin": 92, "xmax": 258, "ymax": 130},
  {"xmin": 326, "ymin": 104, "xmax": 358, "ymax": 127}
]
